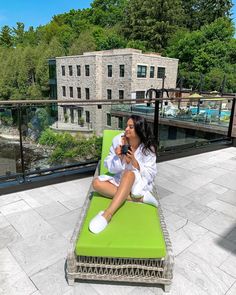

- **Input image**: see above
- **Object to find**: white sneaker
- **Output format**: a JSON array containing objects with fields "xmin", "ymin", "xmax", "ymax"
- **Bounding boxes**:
[
  {"xmin": 143, "ymin": 192, "xmax": 158, "ymax": 207},
  {"xmin": 89, "ymin": 211, "xmax": 108, "ymax": 234}
]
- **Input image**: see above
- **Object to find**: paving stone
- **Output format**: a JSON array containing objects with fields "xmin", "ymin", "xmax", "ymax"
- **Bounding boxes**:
[
  {"xmin": 6, "ymin": 209, "xmax": 56, "ymax": 238},
  {"xmin": 0, "ymin": 200, "xmax": 31, "ymax": 216},
  {"xmin": 174, "ymin": 201, "xmax": 215, "ymax": 224},
  {"xmin": 0, "ymin": 225, "xmax": 21, "ymax": 249},
  {"xmin": 0, "ymin": 212, "xmax": 10, "ymax": 229},
  {"xmin": 199, "ymin": 211, "xmax": 236, "ymax": 237},
  {"xmin": 226, "ymin": 227, "xmax": 236, "ymax": 244},
  {"xmin": 8, "ymin": 232, "xmax": 68, "ymax": 276},
  {"xmin": 31, "ymin": 258, "xmax": 71, "ymax": 295},
  {"xmin": 213, "ymin": 172, "xmax": 236, "ymax": 191},
  {"xmin": 156, "ymin": 177, "xmax": 193, "ymax": 196},
  {"xmin": 156, "ymin": 185, "xmax": 173, "ymax": 199},
  {"xmin": 60, "ymin": 195, "xmax": 86, "ymax": 210},
  {"xmin": 207, "ymin": 199, "xmax": 236, "ymax": 219},
  {"xmin": 175, "ymin": 250, "xmax": 235, "ymax": 295},
  {"xmin": 186, "ymin": 231, "xmax": 236, "ymax": 267},
  {"xmin": 159, "ymin": 193, "xmax": 192, "ymax": 213},
  {"xmin": 0, "ymin": 192, "xmax": 21, "ymax": 207},
  {"xmin": 220, "ymin": 250, "xmax": 236, "ymax": 279},
  {"xmin": 0, "ymin": 248, "xmax": 36, "ymax": 295},
  {"xmin": 47, "ymin": 209, "xmax": 80, "ymax": 240},
  {"xmin": 217, "ymin": 189, "xmax": 236, "ymax": 206},
  {"xmin": 88, "ymin": 282, "xmax": 136, "ymax": 295},
  {"xmin": 35, "ymin": 201, "xmax": 69, "ymax": 220},
  {"xmin": 225, "ymin": 281, "xmax": 236, "ymax": 295},
  {"xmin": 185, "ymin": 188, "xmax": 218, "ymax": 206}
]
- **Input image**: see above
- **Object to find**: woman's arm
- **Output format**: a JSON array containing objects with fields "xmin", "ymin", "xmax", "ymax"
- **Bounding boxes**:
[
  {"xmin": 136, "ymin": 151, "xmax": 157, "ymax": 183},
  {"xmin": 104, "ymin": 135, "xmax": 125, "ymax": 174}
]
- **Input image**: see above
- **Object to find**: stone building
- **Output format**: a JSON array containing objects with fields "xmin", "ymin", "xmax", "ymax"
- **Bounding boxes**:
[{"xmin": 49, "ymin": 48, "xmax": 178, "ymax": 135}]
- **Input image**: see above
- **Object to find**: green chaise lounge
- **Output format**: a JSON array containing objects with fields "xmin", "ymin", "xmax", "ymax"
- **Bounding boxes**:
[{"xmin": 66, "ymin": 130, "xmax": 174, "ymax": 292}]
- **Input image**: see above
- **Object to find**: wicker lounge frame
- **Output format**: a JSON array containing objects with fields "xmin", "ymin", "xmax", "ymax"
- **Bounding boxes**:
[{"xmin": 66, "ymin": 163, "xmax": 174, "ymax": 292}]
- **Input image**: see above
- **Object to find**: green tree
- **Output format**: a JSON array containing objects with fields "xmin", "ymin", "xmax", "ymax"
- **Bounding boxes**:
[
  {"xmin": 13, "ymin": 22, "xmax": 25, "ymax": 46},
  {"xmin": 90, "ymin": 0, "xmax": 127, "ymax": 27},
  {"xmin": 123, "ymin": 0, "xmax": 184, "ymax": 51},
  {"xmin": 68, "ymin": 30, "xmax": 96, "ymax": 55},
  {"xmin": 181, "ymin": 0, "xmax": 233, "ymax": 31},
  {"xmin": 93, "ymin": 27, "xmax": 126, "ymax": 50},
  {"xmin": 166, "ymin": 18, "xmax": 236, "ymax": 90},
  {"xmin": 0, "ymin": 26, "xmax": 13, "ymax": 47}
]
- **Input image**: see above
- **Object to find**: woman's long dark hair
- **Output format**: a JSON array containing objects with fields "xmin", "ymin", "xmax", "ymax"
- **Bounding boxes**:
[{"xmin": 128, "ymin": 115, "xmax": 157, "ymax": 155}]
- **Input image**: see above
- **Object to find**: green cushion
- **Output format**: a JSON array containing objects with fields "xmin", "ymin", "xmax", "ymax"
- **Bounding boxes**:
[
  {"xmin": 75, "ymin": 129, "xmax": 166, "ymax": 259},
  {"xmin": 75, "ymin": 194, "xmax": 166, "ymax": 258},
  {"xmin": 100, "ymin": 129, "xmax": 123, "ymax": 175}
]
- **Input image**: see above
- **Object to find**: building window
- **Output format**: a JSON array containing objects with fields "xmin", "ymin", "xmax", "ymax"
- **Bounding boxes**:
[
  {"xmin": 77, "ymin": 109, "xmax": 82, "ymax": 120},
  {"xmin": 85, "ymin": 111, "xmax": 90, "ymax": 123},
  {"xmin": 85, "ymin": 65, "xmax": 90, "ymax": 76},
  {"xmin": 119, "ymin": 90, "xmax": 124, "ymax": 100},
  {"xmin": 157, "ymin": 67, "xmax": 166, "ymax": 78},
  {"xmin": 118, "ymin": 117, "xmax": 123, "ymax": 129},
  {"xmin": 77, "ymin": 65, "xmax": 81, "ymax": 76},
  {"xmin": 107, "ymin": 89, "xmax": 112, "ymax": 100},
  {"xmin": 61, "ymin": 66, "xmax": 65, "ymax": 76},
  {"xmin": 69, "ymin": 65, "xmax": 73, "ymax": 76},
  {"xmin": 120, "ymin": 65, "xmax": 125, "ymax": 77},
  {"xmin": 137, "ymin": 65, "xmax": 147, "ymax": 78},
  {"xmin": 62, "ymin": 86, "xmax": 66, "ymax": 97},
  {"xmin": 150, "ymin": 66, "xmax": 155, "ymax": 78},
  {"xmin": 136, "ymin": 91, "xmax": 145, "ymax": 100},
  {"xmin": 85, "ymin": 88, "xmax": 90, "ymax": 99},
  {"xmin": 70, "ymin": 109, "xmax": 74, "ymax": 123},
  {"xmin": 69, "ymin": 87, "xmax": 73, "ymax": 98},
  {"xmin": 77, "ymin": 87, "xmax": 81, "ymax": 99},
  {"xmin": 107, "ymin": 114, "xmax": 111, "ymax": 126},
  {"xmin": 108, "ymin": 65, "xmax": 112, "ymax": 77}
]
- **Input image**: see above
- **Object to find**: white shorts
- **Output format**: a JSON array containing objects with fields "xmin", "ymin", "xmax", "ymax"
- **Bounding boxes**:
[{"xmin": 98, "ymin": 170, "xmax": 146, "ymax": 198}]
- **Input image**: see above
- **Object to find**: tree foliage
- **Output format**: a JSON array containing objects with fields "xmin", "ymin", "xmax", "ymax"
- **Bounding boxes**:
[{"xmin": 0, "ymin": 0, "xmax": 235, "ymax": 99}]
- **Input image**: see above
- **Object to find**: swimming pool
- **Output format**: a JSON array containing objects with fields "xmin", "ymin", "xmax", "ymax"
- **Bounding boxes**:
[{"xmin": 190, "ymin": 107, "xmax": 230, "ymax": 117}]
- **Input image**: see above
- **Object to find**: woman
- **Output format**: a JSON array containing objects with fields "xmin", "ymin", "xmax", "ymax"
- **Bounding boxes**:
[{"xmin": 89, "ymin": 115, "xmax": 158, "ymax": 234}]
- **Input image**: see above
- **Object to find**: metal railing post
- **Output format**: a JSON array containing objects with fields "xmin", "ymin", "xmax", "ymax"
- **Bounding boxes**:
[
  {"xmin": 227, "ymin": 97, "xmax": 236, "ymax": 138},
  {"xmin": 17, "ymin": 105, "xmax": 26, "ymax": 182},
  {"xmin": 154, "ymin": 91, "xmax": 161, "ymax": 148}
]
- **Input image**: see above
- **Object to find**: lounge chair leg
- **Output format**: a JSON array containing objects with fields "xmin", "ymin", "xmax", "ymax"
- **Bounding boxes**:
[
  {"xmin": 164, "ymin": 284, "xmax": 171, "ymax": 292},
  {"xmin": 66, "ymin": 252, "xmax": 77, "ymax": 286},
  {"xmin": 67, "ymin": 278, "xmax": 75, "ymax": 286}
]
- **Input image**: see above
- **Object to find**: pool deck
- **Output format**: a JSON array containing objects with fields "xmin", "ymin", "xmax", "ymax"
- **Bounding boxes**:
[{"xmin": 1, "ymin": 147, "xmax": 236, "ymax": 295}]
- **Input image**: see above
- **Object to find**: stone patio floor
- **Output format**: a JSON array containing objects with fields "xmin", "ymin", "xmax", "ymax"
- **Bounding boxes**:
[{"xmin": 0, "ymin": 147, "xmax": 236, "ymax": 295}]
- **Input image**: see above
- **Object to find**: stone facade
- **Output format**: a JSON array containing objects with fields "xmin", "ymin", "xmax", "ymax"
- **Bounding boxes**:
[{"xmin": 55, "ymin": 48, "xmax": 178, "ymax": 135}]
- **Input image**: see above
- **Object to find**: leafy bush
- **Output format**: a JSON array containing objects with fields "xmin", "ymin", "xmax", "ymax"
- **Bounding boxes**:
[
  {"xmin": 39, "ymin": 129, "xmax": 103, "ymax": 164},
  {"xmin": 38, "ymin": 128, "xmax": 58, "ymax": 146}
]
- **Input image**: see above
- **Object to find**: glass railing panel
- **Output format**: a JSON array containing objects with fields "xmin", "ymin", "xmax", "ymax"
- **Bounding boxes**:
[
  {"xmin": 20, "ymin": 104, "xmax": 58, "ymax": 174},
  {"xmin": 0, "ymin": 106, "xmax": 21, "ymax": 179},
  {"xmin": 20, "ymin": 102, "xmax": 103, "ymax": 176},
  {"xmin": 0, "ymin": 96, "xmax": 234, "ymax": 186},
  {"xmin": 157, "ymin": 97, "xmax": 233, "ymax": 152}
]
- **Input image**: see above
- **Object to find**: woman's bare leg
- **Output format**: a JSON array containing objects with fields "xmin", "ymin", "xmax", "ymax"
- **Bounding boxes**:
[
  {"xmin": 102, "ymin": 170, "xmax": 135, "ymax": 221},
  {"xmin": 92, "ymin": 178, "xmax": 117, "ymax": 198}
]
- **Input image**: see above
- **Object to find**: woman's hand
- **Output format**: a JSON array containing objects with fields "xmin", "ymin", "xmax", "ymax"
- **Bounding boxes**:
[
  {"xmin": 115, "ymin": 136, "xmax": 127, "ymax": 159},
  {"xmin": 115, "ymin": 145, "xmax": 122, "ymax": 158},
  {"xmin": 125, "ymin": 147, "xmax": 140, "ymax": 170}
]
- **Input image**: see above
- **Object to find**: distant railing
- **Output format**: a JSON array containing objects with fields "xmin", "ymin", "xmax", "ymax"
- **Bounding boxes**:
[{"xmin": 0, "ymin": 94, "xmax": 235, "ymax": 185}]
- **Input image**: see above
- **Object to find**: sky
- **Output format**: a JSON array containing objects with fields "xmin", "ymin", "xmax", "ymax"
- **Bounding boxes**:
[
  {"xmin": 0, "ymin": 0, "xmax": 235, "ymax": 31},
  {"xmin": 0, "ymin": 0, "xmax": 93, "ymax": 29}
]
